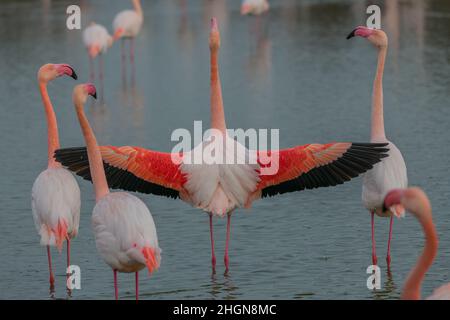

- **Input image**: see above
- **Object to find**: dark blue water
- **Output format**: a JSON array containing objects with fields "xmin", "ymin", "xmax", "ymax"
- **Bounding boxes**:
[{"xmin": 0, "ymin": 0, "xmax": 449, "ymax": 299}]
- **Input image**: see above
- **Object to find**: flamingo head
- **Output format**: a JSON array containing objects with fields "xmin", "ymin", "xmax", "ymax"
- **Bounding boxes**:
[
  {"xmin": 38, "ymin": 63, "xmax": 77, "ymax": 83},
  {"xmin": 346, "ymin": 26, "xmax": 388, "ymax": 49},
  {"xmin": 384, "ymin": 188, "xmax": 432, "ymax": 222},
  {"xmin": 209, "ymin": 17, "xmax": 220, "ymax": 51},
  {"xmin": 73, "ymin": 83, "xmax": 97, "ymax": 106},
  {"xmin": 241, "ymin": 3, "xmax": 252, "ymax": 15}
]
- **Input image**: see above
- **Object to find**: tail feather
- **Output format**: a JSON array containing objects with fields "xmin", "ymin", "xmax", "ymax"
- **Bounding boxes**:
[
  {"xmin": 141, "ymin": 247, "xmax": 160, "ymax": 274},
  {"xmin": 55, "ymin": 219, "xmax": 68, "ymax": 253}
]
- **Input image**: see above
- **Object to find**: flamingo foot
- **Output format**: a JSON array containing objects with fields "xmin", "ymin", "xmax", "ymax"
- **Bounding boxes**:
[{"xmin": 224, "ymin": 254, "xmax": 230, "ymax": 274}]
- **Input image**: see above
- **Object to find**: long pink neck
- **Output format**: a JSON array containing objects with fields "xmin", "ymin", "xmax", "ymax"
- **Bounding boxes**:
[
  {"xmin": 401, "ymin": 213, "xmax": 438, "ymax": 300},
  {"xmin": 371, "ymin": 47, "xmax": 387, "ymax": 141},
  {"xmin": 39, "ymin": 82, "xmax": 61, "ymax": 168},
  {"xmin": 210, "ymin": 48, "xmax": 226, "ymax": 133},
  {"xmin": 75, "ymin": 103, "xmax": 109, "ymax": 202}
]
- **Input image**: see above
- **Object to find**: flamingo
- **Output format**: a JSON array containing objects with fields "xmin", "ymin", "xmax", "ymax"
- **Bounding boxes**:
[
  {"xmin": 113, "ymin": 0, "xmax": 143, "ymax": 72},
  {"xmin": 55, "ymin": 18, "xmax": 390, "ymax": 274},
  {"xmin": 383, "ymin": 188, "xmax": 450, "ymax": 300},
  {"xmin": 241, "ymin": 0, "xmax": 270, "ymax": 16},
  {"xmin": 347, "ymin": 26, "xmax": 408, "ymax": 267},
  {"xmin": 82, "ymin": 22, "xmax": 113, "ymax": 82},
  {"xmin": 32, "ymin": 63, "xmax": 80, "ymax": 293},
  {"xmin": 71, "ymin": 83, "xmax": 160, "ymax": 300}
]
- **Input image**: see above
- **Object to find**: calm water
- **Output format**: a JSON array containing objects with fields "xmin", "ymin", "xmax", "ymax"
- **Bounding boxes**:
[{"xmin": 0, "ymin": 0, "xmax": 449, "ymax": 300}]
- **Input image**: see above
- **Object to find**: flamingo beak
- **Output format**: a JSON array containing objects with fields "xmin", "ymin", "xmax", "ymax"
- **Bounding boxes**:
[
  {"xmin": 346, "ymin": 28, "xmax": 357, "ymax": 39},
  {"xmin": 346, "ymin": 26, "xmax": 374, "ymax": 39},
  {"xmin": 55, "ymin": 64, "xmax": 77, "ymax": 80}
]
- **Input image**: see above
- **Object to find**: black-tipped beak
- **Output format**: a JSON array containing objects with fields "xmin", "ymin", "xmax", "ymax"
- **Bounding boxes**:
[
  {"xmin": 346, "ymin": 29, "xmax": 357, "ymax": 40},
  {"xmin": 91, "ymin": 92, "xmax": 97, "ymax": 99},
  {"xmin": 69, "ymin": 67, "xmax": 78, "ymax": 80}
]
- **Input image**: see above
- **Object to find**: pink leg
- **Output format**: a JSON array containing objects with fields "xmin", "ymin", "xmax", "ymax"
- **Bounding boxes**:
[
  {"xmin": 371, "ymin": 212, "xmax": 378, "ymax": 265},
  {"xmin": 209, "ymin": 213, "xmax": 216, "ymax": 273},
  {"xmin": 135, "ymin": 272, "xmax": 139, "ymax": 301},
  {"xmin": 130, "ymin": 38, "xmax": 135, "ymax": 65},
  {"xmin": 224, "ymin": 213, "xmax": 231, "ymax": 273},
  {"xmin": 386, "ymin": 215, "xmax": 393, "ymax": 267},
  {"xmin": 89, "ymin": 56, "xmax": 95, "ymax": 82},
  {"xmin": 114, "ymin": 270, "xmax": 118, "ymax": 300}
]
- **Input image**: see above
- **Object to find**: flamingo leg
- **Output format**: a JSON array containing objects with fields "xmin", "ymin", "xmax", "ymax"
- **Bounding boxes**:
[
  {"xmin": 386, "ymin": 215, "xmax": 393, "ymax": 267},
  {"xmin": 135, "ymin": 272, "xmax": 139, "ymax": 301},
  {"xmin": 371, "ymin": 211, "xmax": 378, "ymax": 265},
  {"xmin": 99, "ymin": 55, "xmax": 105, "ymax": 102},
  {"xmin": 130, "ymin": 38, "xmax": 136, "ymax": 86},
  {"xmin": 209, "ymin": 213, "xmax": 216, "ymax": 273},
  {"xmin": 114, "ymin": 269, "xmax": 118, "ymax": 300},
  {"xmin": 47, "ymin": 245, "xmax": 55, "ymax": 290},
  {"xmin": 224, "ymin": 212, "xmax": 231, "ymax": 273},
  {"xmin": 121, "ymin": 39, "xmax": 127, "ymax": 85}
]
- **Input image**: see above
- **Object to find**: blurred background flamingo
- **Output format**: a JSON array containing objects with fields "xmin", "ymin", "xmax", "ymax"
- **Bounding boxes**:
[
  {"xmin": 241, "ymin": 0, "xmax": 270, "ymax": 15},
  {"xmin": 71, "ymin": 83, "xmax": 160, "ymax": 300},
  {"xmin": 384, "ymin": 188, "xmax": 449, "ymax": 300},
  {"xmin": 83, "ymin": 22, "xmax": 113, "ymax": 83},
  {"xmin": 32, "ymin": 63, "xmax": 80, "ymax": 295},
  {"xmin": 113, "ymin": 0, "xmax": 143, "ymax": 82},
  {"xmin": 347, "ymin": 26, "xmax": 408, "ymax": 268}
]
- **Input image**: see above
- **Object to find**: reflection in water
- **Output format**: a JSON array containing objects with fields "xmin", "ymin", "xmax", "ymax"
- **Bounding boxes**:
[
  {"xmin": 89, "ymin": 101, "xmax": 109, "ymax": 137},
  {"xmin": 118, "ymin": 85, "xmax": 145, "ymax": 131},
  {"xmin": 371, "ymin": 269, "xmax": 399, "ymax": 300},
  {"xmin": 246, "ymin": 17, "xmax": 272, "ymax": 82}
]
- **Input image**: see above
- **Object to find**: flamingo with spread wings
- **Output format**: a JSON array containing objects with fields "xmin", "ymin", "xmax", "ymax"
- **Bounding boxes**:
[{"xmin": 55, "ymin": 18, "xmax": 389, "ymax": 273}]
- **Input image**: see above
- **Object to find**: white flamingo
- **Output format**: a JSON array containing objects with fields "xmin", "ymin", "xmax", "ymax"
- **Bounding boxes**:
[
  {"xmin": 32, "ymin": 63, "xmax": 80, "ymax": 293},
  {"xmin": 71, "ymin": 83, "xmax": 160, "ymax": 300},
  {"xmin": 113, "ymin": 0, "xmax": 143, "ymax": 67},
  {"xmin": 347, "ymin": 26, "xmax": 408, "ymax": 267},
  {"xmin": 82, "ymin": 22, "xmax": 112, "ymax": 81}
]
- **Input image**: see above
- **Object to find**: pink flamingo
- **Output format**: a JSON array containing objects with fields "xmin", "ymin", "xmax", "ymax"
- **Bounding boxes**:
[
  {"xmin": 32, "ymin": 63, "xmax": 80, "ymax": 293},
  {"xmin": 241, "ymin": 0, "xmax": 270, "ymax": 15},
  {"xmin": 83, "ymin": 22, "xmax": 113, "ymax": 82},
  {"xmin": 56, "ymin": 19, "xmax": 389, "ymax": 274},
  {"xmin": 347, "ymin": 26, "xmax": 408, "ymax": 267},
  {"xmin": 71, "ymin": 83, "xmax": 160, "ymax": 300},
  {"xmin": 384, "ymin": 188, "xmax": 450, "ymax": 300},
  {"xmin": 113, "ymin": 0, "xmax": 143, "ymax": 73}
]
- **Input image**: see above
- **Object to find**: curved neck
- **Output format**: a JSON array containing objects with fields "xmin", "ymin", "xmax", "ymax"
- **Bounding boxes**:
[
  {"xmin": 401, "ymin": 213, "xmax": 438, "ymax": 300},
  {"xmin": 210, "ymin": 48, "xmax": 226, "ymax": 133},
  {"xmin": 39, "ymin": 82, "xmax": 61, "ymax": 168},
  {"xmin": 371, "ymin": 47, "xmax": 387, "ymax": 141},
  {"xmin": 75, "ymin": 103, "xmax": 109, "ymax": 202},
  {"xmin": 132, "ymin": 0, "xmax": 143, "ymax": 18}
]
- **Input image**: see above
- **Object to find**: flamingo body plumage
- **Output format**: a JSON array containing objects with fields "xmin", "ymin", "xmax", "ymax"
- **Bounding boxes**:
[
  {"xmin": 92, "ymin": 192, "xmax": 161, "ymax": 273},
  {"xmin": 83, "ymin": 23, "xmax": 112, "ymax": 58},
  {"xmin": 241, "ymin": 0, "xmax": 270, "ymax": 15},
  {"xmin": 113, "ymin": 0, "xmax": 143, "ymax": 40},
  {"xmin": 32, "ymin": 167, "xmax": 80, "ymax": 250}
]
